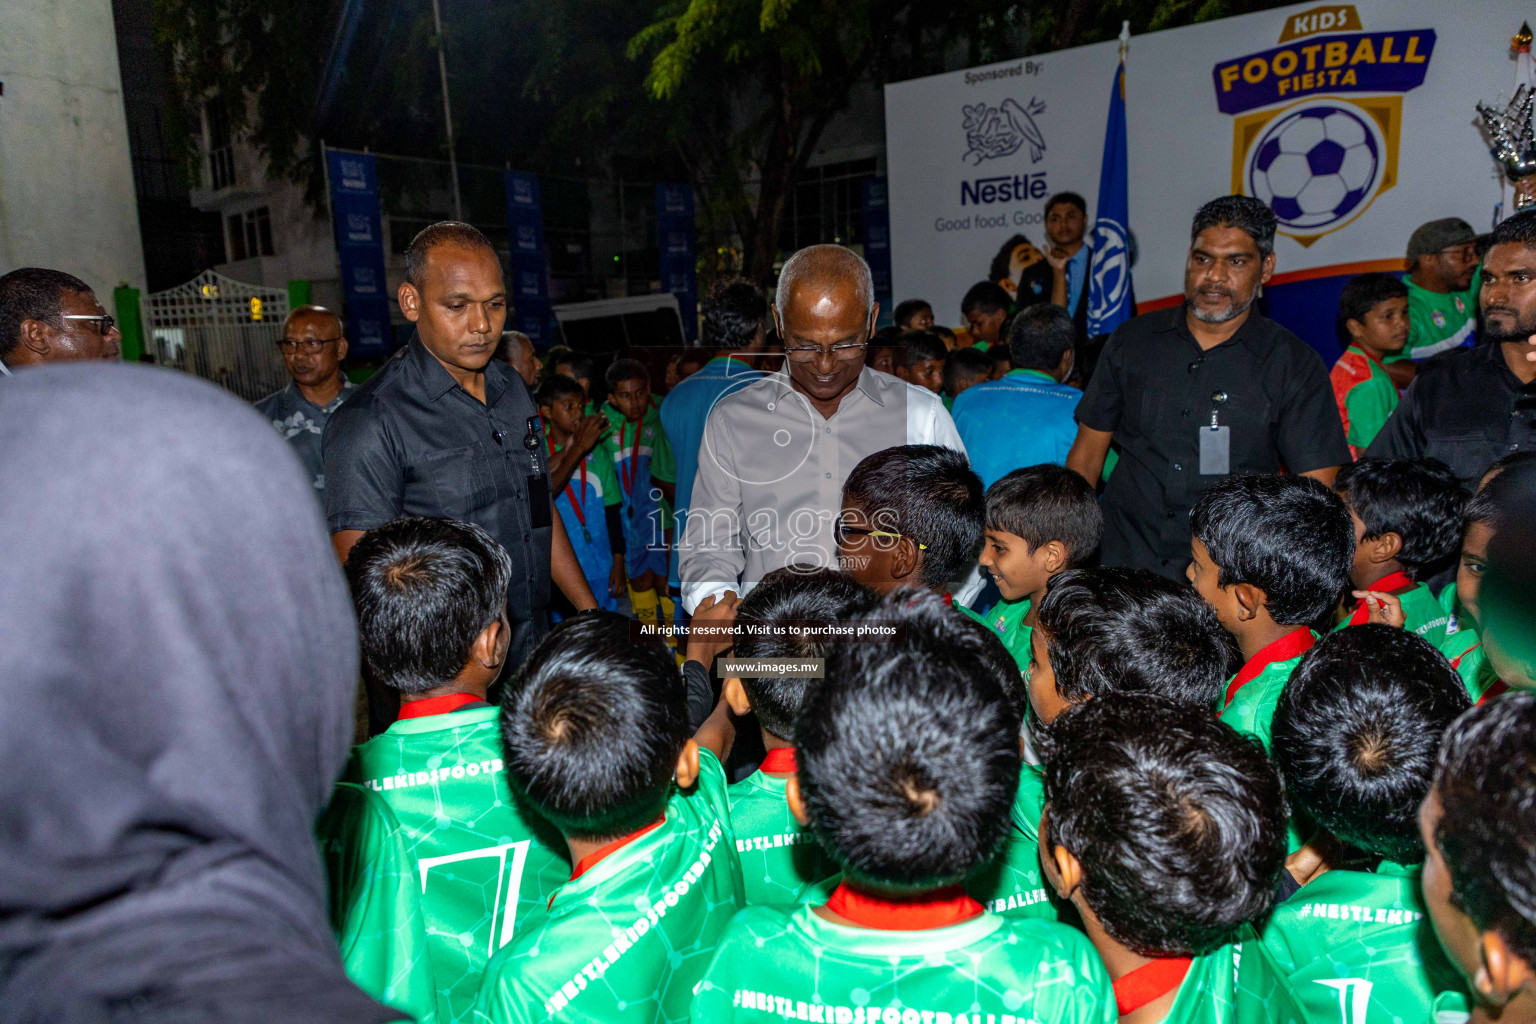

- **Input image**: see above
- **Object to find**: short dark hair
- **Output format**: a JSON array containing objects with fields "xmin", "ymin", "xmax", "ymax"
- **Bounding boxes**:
[
  {"xmin": 961, "ymin": 281, "xmax": 1013, "ymax": 317},
  {"xmin": 1036, "ymin": 568, "xmax": 1236, "ymax": 710},
  {"xmin": 984, "ymin": 464, "xmax": 1102, "ymax": 569},
  {"xmin": 943, "ymin": 347, "xmax": 991, "ymax": 394},
  {"xmin": 893, "ymin": 299, "xmax": 934, "ymax": 329},
  {"xmin": 551, "ymin": 351, "xmax": 594, "ymax": 383},
  {"xmin": 535, "ymin": 374, "xmax": 584, "ymax": 408},
  {"xmin": 703, "ymin": 278, "xmax": 768, "ymax": 349},
  {"xmin": 1274, "ymin": 625, "xmax": 1469, "ymax": 864},
  {"xmin": 500, "ymin": 612, "xmax": 687, "ymax": 841},
  {"xmin": 1045, "ymin": 192, "xmax": 1087, "ymax": 217},
  {"xmin": 1485, "ymin": 207, "xmax": 1536, "ymax": 254},
  {"xmin": 1043, "ymin": 693, "xmax": 1287, "ymax": 957},
  {"xmin": 345, "ymin": 517, "xmax": 513, "ymax": 694},
  {"xmin": 1191, "ymin": 196, "xmax": 1278, "ymax": 260},
  {"xmin": 1007, "ymin": 303, "xmax": 1076, "ymax": 374},
  {"xmin": 901, "ymin": 330, "xmax": 948, "ymax": 366},
  {"xmin": 1335, "ymin": 458, "xmax": 1467, "ymax": 578},
  {"xmin": 987, "ymin": 237, "xmax": 1033, "ymax": 288},
  {"xmin": 1189, "ymin": 474, "xmax": 1354, "ymax": 625},
  {"xmin": 1433, "ymin": 692, "xmax": 1536, "ymax": 969},
  {"xmin": 604, "ymin": 357, "xmax": 649, "ymax": 390},
  {"xmin": 404, "ymin": 221, "xmax": 497, "ymax": 288},
  {"xmin": 1338, "ymin": 272, "xmax": 1408, "ymax": 326},
  {"xmin": 988, "ymin": 344, "xmax": 1013, "ymax": 370},
  {"xmin": 1486, "ymin": 450, "xmax": 1536, "ymax": 479},
  {"xmin": 800, "ymin": 590, "xmax": 1022, "ymax": 890},
  {"xmin": 734, "ymin": 568, "xmax": 873, "ymax": 741},
  {"xmin": 0, "ymin": 267, "xmax": 93, "ymax": 361},
  {"xmin": 843, "ymin": 445, "xmax": 985, "ymax": 588}
]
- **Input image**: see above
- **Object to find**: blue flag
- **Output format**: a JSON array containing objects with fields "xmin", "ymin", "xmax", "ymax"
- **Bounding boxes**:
[{"xmin": 1087, "ymin": 63, "xmax": 1134, "ymax": 337}]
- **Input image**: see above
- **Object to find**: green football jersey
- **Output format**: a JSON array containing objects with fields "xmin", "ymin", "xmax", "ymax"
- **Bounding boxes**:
[
  {"xmin": 473, "ymin": 748, "xmax": 743, "ymax": 1024},
  {"xmin": 1218, "ymin": 634, "xmax": 1315, "ymax": 754},
  {"xmin": 1437, "ymin": 581, "xmax": 1466, "ymax": 638},
  {"xmin": 959, "ymin": 597, "xmax": 1033, "ymax": 677},
  {"xmin": 1438, "ymin": 629, "xmax": 1497, "ymax": 702},
  {"xmin": 1151, "ymin": 945, "xmax": 1239, "ymax": 1024},
  {"xmin": 1260, "ymin": 862, "xmax": 1468, "ymax": 1024},
  {"xmin": 691, "ymin": 904, "xmax": 1115, "ymax": 1024},
  {"xmin": 1234, "ymin": 933, "xmax": 1310, "ymax": 1024},
  {"xmin": 320, "ymin": 783, "xmax": 440, "ymax": 1024},
  {"xmin": 967, "ymin": 763, "xmax": 1056, "ymax": 921},
  {"xmin": 728, "ymin": 768, "xmax": 837, "ymax": 906},
  {"xmin": 1335, "ymin": 580, "xmax": 1449, "ymax": 648},
  {"xmin": 1396, "ymin": 271, "xmax": 1479, "ymax": 363},
  {"xmin": 345, "ymin": 707, "xmax": 571, "ymax": 1024}
]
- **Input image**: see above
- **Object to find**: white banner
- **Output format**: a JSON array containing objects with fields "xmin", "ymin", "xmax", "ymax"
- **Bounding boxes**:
[{"xmin": 885, "ymin": 1, "xmax": 1528, "ymax": 339}]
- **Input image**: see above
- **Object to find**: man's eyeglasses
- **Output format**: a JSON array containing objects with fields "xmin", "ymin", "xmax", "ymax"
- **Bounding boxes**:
[
  {"xmin": 277, "ymin": 337, "xmax": 343, "ymax": 354},
  {"xmin": 61, "ymin": 314, "xmax": 116, "ymax": 336},
  {"xmin": 834, "ymin": 521, "xmax": 927, "ymax": 550},
  {"xmin": 785, "ymin": 341, "xmax": 868, "ymax": 363}
]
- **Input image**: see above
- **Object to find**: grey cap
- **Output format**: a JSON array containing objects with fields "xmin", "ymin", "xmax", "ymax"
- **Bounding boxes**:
[{"xmin": 1407, "ymin": 218, "xmax": 1477, "ymax": 260}]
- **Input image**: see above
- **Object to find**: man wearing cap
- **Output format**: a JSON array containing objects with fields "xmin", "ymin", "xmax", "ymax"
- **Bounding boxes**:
[{"xmin": 1389, "ymin": 218, "xmax": 1481, "ymax": 387}]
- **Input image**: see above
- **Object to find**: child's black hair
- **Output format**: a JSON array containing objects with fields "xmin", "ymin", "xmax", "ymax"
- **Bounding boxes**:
[
  {"xmin": 500, "ymin": 612, "xmax": 687, "ymax": 841},
  {"xmin": 1007, "ymin": 304, "xmax": 1075, "ymax": 375},
  {"xmin": 961, "ymin": 281, "xmax": 1012, "ymax": 317},
  {"xmin": 1273, "ymin": 625, "xmax": 1469, "ymax": 864},
  {"xmin": 842, "ymin": 444, "xmax": 985, "ymax": 589},
  {"xmin": 1335, "ymin": 457, "xmax": 1467, "ymax": 578},
  {"xmin": 1036, "ymin": 567, "xmax": 1237, "ymax": 710},
  {"xmin": 1485, "ymin": 450, "xmax": 1536, "ymax": 479},
  {"xmin": 1042, "ymin": 693, "xmax": 1287, "ymax": 957},
  {"xmin": 702, "ymin": 278, "xmax": 768, "ymax": 349},
  {"xmin": 535, "ymin": 374, "xmax": 584, "ymax": 408},
  {"xmin": 985, "ymin": 464, "xmax": 1103, "ymax": 569},
  {"xmin": 550, "ymin": 350, "xmax": 595, "ymax": 386},
  {"xmin": 604, "ymin": 357, "xmax": 650, "ymax": 390},
  {"xmin": 988, "ymin": 344, "xmax": 1013, "ymax": 371},
  {"xmin": 1189, "ymin": 474, "xmax": 1354, "ymax": 626},
  {"xmin": 893, "ymin": 299, "xmax": 933, "ymax": 329},
  {"xmin": 943, "ymin": 347, "xmax": 991, "ymax": 395},
  {"xmin": 900, "ymin": 330, "xmax": 948, "ymax": 367},
  {"xmin": 799, "ymin": 590, "xmax": 1022, "ymax": 890},
  {"xmin": 345, "ymin": 516, "xmax": 512, "ymax": 694},
  {"xmin": 1338, "ymin": 272, "xmax": 1408, "ymax": 327},
  {"xmin": 733, "ymin": 567, "xmax": 873, "ymax": 741},
  {"xmin": 1432, "ymin": 693, "xmax": 1536, "ymax": 969}
]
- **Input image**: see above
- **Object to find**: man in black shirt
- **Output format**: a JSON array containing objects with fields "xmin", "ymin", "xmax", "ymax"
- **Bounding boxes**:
[
  {"xmin": 324, "ymin": 222, "xmax": 596, "ymax": 728},
  {"xmin": 1367, "ymin": 209, "xmax": 1536, "ymax": 488},
  {"xmin": 1065, "ymin": 196, "xmax": 1348, "ymax": 578}
]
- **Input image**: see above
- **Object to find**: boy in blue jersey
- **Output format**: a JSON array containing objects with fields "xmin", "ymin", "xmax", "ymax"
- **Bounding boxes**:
[
  {"xmin": 604, "ymin": 358, "xmax": 677, "ymax": 631},
  {"xmin": 538, "ymin": 376, "xmax": 623, "ymax": 612}
]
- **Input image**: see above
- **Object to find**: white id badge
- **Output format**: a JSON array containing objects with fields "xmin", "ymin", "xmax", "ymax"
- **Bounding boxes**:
[{"xmin": 1199, "ymin": 425, "xmax": 1231, "ymax": 475}]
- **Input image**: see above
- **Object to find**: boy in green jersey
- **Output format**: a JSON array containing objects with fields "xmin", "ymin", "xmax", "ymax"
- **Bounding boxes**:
[
  {"xmin": 1188, "ymin": 475, "xmax": 1354, "ymax": 754},
  {"xmin": 1039, "ymin": 693, "xmax": 1288, "ymax": 1024},
  {"xmin": 1265, "ymin": 625, "xmax": 1471, "ymax": 1023},
  {"xmin": 603, "ymin": 359, "xmax": 677, "ymax": 635},
  {"xmin": 1333, "ymin": 457, "xmax": 1465, "ymax": 646},
  {"xmin": 694, "ymin": 589, "xmax": 1116, "ymax": 1024},
  {"xmin": 1024, "ymin": 567, "xmax": 1234, "ymax": 728},
  {"xmin": 1330, "ymin": 274, "xmax": 1408, "ymax": 459},
  {"xmin": 836, "ymin": 444, "xmax": 984, "ymax": 598},
  {"xmin": 965, "ymin": 464, "xmax": 1102, "ymax": 677},
  {"xmin": 341, "ymin": 517, "xmax": 573, "ymax": 1024},
  {"xmin": 1435, "ymin": 486, "xmax": 1499, "ymax": 700},
  {"xmin": 475, "ymin": 613, "xmax": 740, "ymax": 1024},
  {"xmin": 719, "ymin": 567, "xmax": 871, "ymax": 906},
  {"xmin": 1419, "ymin": 694, "xmax": 1536, "ymax": 1022}
]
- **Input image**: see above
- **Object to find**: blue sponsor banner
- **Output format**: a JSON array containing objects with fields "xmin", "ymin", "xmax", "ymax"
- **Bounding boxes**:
[
  {"xmin": 861, "ymin": 177, "xmax": 893, "ymax": 326},
  {"xmin": 655, "ymin": 183, "xmax": 697, "ymax": 342},
  {"xmin": 1212, "ymin": 30, "xmax": 1434, "ymax": 115},
  {"xmin": 504, "ymin": 170, "xmax": 552, "ymax": 346},
  {"xmin": 325, "ymin": 149, "xmax": 392, "ymax": 355}
]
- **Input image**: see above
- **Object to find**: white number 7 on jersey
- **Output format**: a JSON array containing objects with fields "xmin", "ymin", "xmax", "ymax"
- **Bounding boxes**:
[
  {"xmin": 418, "ymin": 840, "xmax": 533, "ymax": 956},
  {"xmin": 1316, "ymin": 978, "xmax": 1373, "ymax": 1024}
]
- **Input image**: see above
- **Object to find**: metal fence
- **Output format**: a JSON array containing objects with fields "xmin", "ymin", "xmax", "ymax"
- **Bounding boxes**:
[{"xmin": 145, "ymin": 270, "xmax": 291, "ymax": 402}]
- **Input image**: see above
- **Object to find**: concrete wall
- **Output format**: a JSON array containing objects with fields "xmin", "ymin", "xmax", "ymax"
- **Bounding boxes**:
[{"xmin": 0, "ymin": 0, "xmax": 146, "ymax": 293}]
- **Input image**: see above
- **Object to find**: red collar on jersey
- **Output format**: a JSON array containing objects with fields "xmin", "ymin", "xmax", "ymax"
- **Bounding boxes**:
[
  {"xmin": 1479, "ymin": 679, "xmax": 1511, "ymax": 706},
  {"xmin": 397, "ymin": 692, "xmax": 487, "ymax": 720},
  {"xmin": 1224, "ymin": 627, "xmax": 1315, "ymax": 708},
  {"xmin": 1113, "ymin": 957, "xmax": 1193, "ymax": 1016},
  {"xmin": 1344, "ymin": 570, "xmax": 1416, "ymax": 627},
  {"xmin": 824, "ymin": 883, "xmax": 984, "ymax": 931},
  {"xmin": 569, "ymin": 816, "xmax": 666, "ymax": 881},
  {"xmin": 759, "ymin": 747, "xmax": 797, "ymax": 774}
]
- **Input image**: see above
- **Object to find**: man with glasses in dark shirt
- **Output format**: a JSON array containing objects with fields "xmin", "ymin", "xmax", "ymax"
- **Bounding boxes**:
[
  {"xmin": 1065, "ymin": 196, "xmax": 1348, "ymax": 579},
  {"xmin": 256, "ymin": 305, "xmax": 355, "ymax": 497},
  {"xmin": 0, "ymin": 267, "xmax": 122, "ymax": 374}
]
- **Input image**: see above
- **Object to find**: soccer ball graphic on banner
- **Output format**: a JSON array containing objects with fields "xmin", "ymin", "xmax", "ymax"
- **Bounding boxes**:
[{"xmin": 1249, "ymin": 104, "xmax": 1382, "ymax": 232}]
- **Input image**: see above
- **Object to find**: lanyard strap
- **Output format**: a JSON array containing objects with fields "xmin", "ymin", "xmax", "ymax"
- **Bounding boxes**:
[
  {"xmin": 619, "ymin": 401, "xmax": 647, "ymax": 496},
  {"xmin": 543, "ymin": 420, "xmax": 589, "ymax": 527}
]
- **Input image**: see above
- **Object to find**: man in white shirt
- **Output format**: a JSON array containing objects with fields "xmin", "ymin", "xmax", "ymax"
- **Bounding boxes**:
[{"xmin": 680, "ymin": 244, "xmax": 966, "ymax": 613}]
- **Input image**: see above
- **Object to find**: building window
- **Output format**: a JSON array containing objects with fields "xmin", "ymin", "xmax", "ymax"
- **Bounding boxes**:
[
  {"xmin": 206, "ymin": 96, "xmax": 235, "ymax": 190},
  {"xmin": 226, "ymin": 207, "xmax": 274, "ymax": 262}
]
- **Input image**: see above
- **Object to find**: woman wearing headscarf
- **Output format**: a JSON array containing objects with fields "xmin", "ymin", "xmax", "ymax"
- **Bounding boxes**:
[{"xmin": 0, "ymin": 363, "xmax": 399, "ymax": 1023}]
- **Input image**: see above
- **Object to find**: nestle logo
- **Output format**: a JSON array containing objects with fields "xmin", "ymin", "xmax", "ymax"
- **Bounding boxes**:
[{"xmin": 961, "ymin": 173, "xmax": 1049, "ymax": 206}]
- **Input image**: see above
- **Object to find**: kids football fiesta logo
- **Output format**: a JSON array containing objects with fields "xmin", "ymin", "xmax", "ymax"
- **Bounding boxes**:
[{"xmin": 1211, "ymin": 4, "xmax": 1435, "ymax": 245}]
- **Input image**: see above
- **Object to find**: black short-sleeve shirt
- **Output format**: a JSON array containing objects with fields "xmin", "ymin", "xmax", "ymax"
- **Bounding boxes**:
[
  {"xmin": 322, "ymin": 334, "xmax": 552, "ymax": 630},
  {"xmin": 1076, "ymin": 304, "xmax": 1349, "ymax": 577},
  {"xmin": 1365, "ymin": 341, "xmax": 1536, "ymax": 490}
]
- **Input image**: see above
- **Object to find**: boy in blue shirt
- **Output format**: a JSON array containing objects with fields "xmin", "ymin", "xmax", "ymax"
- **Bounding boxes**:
[{"xmin": 538, "ymin": 376, "xmax": 623, "ymax": 612}]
